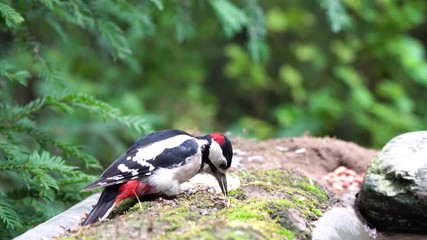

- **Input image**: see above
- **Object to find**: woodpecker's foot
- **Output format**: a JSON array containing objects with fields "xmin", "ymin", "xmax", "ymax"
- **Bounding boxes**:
[{"xmin": 79, "ymin": 212, "xmax": 90, "ymax": 227}]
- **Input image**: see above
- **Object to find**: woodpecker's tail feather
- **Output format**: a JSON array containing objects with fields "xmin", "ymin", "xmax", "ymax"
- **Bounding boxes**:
[{"xmin": 82, "ymin": 185, "xmax": 119, "ymax": 226}]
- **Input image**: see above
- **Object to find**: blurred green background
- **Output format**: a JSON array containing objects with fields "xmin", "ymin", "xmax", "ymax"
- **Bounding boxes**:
[{"xmin": 1, "ymin": 0, "xmax": 427, "ymax": 237}]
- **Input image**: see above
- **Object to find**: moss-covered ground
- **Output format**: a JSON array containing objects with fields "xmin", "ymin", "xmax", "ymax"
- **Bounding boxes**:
[{"xmin": 62, "ymin": 169, "xmax": 330, "ymax": 240}]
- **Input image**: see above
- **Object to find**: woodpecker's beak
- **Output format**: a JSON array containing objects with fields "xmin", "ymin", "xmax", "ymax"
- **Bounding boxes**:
[{"xmin": 213, "ymin": 171, "xmax": 228, "ymax": 196}]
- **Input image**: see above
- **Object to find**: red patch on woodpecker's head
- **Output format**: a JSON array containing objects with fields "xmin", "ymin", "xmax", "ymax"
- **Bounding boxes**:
[{"xmin": 210, "ymin": 132, "xmax": 225, "ymax": 146}]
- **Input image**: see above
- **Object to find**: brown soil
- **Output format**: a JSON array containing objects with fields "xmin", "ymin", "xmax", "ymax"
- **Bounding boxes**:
[{"xmin": 229, "ymin": 136, "xmax": 379, "ymax": 193}]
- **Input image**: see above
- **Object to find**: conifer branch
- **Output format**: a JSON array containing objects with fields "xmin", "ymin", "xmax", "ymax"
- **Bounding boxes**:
[
  {"xmin": 0, "ymin": 193, "xmax": 21, "ymax": 230},
  {"xmin": 0, "ymin": 3, "xmax": 24, "ymax": 29},
  {"xmin": 319, "ymin": 0, "xmax": 351, "ymax": 32}
]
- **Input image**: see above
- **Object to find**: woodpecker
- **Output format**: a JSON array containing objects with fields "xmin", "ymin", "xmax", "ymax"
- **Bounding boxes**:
[{"xmin": 81, "ymin": 129, "xmax": 233, "ymax": 226}]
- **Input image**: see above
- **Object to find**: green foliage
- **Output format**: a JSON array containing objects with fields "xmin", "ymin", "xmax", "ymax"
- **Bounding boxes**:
[
  {"xmin": 0, "ymin": 3, "xmax": 24, "ymax": 29},
  {"xmin": 224, "ymin": 0, "xmax": 427, "ymax": 147},
  {"xmin": 0, "ymin": 1, "xmax": 151, "ymax": 237},
  {"xmin": 0, "ymin": 192, "xmax": 20, "ymax": 230},
  {"xmin": 210, "ymin": 0, "xmax": 248, "ymax": 37},
  {"xmin": 319, "ymin": 0, "xmax": 351, "ymax": 32},
  {"xmin": 96, "ymin": 20, "xmax": 132, "ymax": 60},
  {"xmin": 0, "ymin": 0, "xmax": 268, "ymax": 238},
  {"xmin": 0, "ymin": 92, "xmax": 150, "ymax": 237},
  {"xmin": 0, "ymin": 60, "xmax": 30, "ymax": 85},
  {"xmin": 210, "ymin": 0, "xmax": 267, "ymax": 61}
]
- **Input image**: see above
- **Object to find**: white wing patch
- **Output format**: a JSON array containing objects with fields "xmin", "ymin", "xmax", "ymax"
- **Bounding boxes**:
[
  {"xmin": 130, "ymin": 134, "xmax": 193, "ymax": 169},
  {"xmin": 98, "ymin": 182, "xmax": 108, "ymax": 186},
  {"xmin": 97, "ymin": 179, "xmax": 124, "ymax": 186},
  {"xmin": 106, "ymin": 175, "xmax": 125, "ymax": 181},
  {"xmin": 117, "ymin": 163, "xmax": 139, "ymax": 176}
]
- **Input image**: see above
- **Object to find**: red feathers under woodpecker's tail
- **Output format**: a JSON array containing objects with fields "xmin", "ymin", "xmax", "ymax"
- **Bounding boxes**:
[{"xmin": 82, "ymin": 185, "xmax": 120, "ymax": 226}]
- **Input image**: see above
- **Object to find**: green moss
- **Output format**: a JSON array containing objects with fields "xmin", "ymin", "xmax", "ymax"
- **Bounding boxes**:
[
  {"xmin": 296, "ymin": 181, "xmax": 329, "ymax": 202},
  {"xmin": 266, "ymin": 201, "xmax": 311, "ymax": 239},
  {"xmin": 225, "ymin": 199, "xmax": 267, "ymax": 221},
  {"xmin": 277, "ymin": 228, "xmax": 295, "ymax": 239},
  {"xmin": 174, "ymin": 223, "xmax": 273, "ymax": 240},
  {"xmin": 173, "ymin": 225, "xmax": 216, "ymax": 240},
  {"xmin": 247, "ymin": 180, "xmax": 277, "ymax": 191},
  {"xmin": 222, "ymin": 198, "xmax": 296, "ymax": 239},
  {"xmin": 248, "ymin": 170, "xmax": 288, "ymax": 185},
  {"xmin": 63, "ymin": 169, "xmax": 330, "ymax": 240},
  {"xmin": 311, "ymin": 208, "xmax": 322, "ymax": 216},
  {"xmin": 228, "ymin": 187, "xmax": 246, "ymax": 200},
  {"xmin": 161, "ymin": 205, "xmax": 201, "ymax": 231}
]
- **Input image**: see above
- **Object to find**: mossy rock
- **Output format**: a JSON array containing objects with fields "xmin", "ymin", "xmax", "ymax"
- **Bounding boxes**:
[{"xmin": 63, "ymin": 169, "xmax": 330, "ymax": 240}]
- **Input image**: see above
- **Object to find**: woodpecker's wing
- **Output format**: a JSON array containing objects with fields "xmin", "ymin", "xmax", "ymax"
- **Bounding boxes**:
[{"xmin": 82, "ymin": 129, "xmax": 200, "ymax": 191}]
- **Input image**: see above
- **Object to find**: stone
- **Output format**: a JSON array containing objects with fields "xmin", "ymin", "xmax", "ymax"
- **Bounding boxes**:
[
  {"xmin": 356, "ymin": 131, "xmax": 427, "ymax": 230},
  {"xmin": 180, "ymin": 173, "xmax": 241, "ymax": 194},
  {"xmin": 312, "ymin": 207, "xmax": 372, "ymax": 240},
  {"xmin": 14, "ymin": 193, "xmax": 101, "ymax": 240}
]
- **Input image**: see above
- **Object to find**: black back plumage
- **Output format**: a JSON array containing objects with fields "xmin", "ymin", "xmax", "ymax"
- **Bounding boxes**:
[
  {"xmin": 125, "ymin": 129, "xmax": 190, "ymax": 153},
  {"xmin": 82, "ymin": 129, "xmax": 199, "ymax": 191}
]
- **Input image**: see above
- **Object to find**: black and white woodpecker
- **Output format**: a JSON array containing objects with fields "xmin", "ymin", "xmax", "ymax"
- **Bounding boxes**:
[{"xmin": 81, "ymin": 129, "xmax": 233, "ymax": 226}]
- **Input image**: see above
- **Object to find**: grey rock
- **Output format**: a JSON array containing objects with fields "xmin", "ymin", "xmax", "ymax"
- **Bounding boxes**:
[
  {"xmin": 312, "ymin": 207, "xmax": 372, "ymax": 240},
  {"xmin": 356, "ymin": 131, "xmax": 427, "ymax": 230},
  {"xmin": 14, "ymin": 193, "xmax": 100, "ymax": 240}
]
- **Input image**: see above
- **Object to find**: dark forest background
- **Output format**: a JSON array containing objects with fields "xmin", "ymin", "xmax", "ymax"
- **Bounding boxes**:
[{"xmin": 1, "ymin": 0, "xmax": 427, "ymax": 237}]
